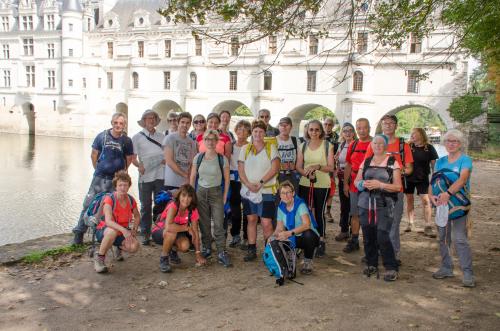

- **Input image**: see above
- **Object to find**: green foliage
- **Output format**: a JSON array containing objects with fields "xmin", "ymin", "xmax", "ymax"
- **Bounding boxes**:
[
  {"xmin": 304, "ymin": 106, "xmax": 336, "ymax": 121},
  {"xmin": 22, "ymin": 244, "xmax": 86, "ymax": 264},
  {"xmin": 394, "ymin": 107, "xmax": 446, "ymax": 136},
  {"xmin": 448, "ymin": 95, "xmax": 484, "ymax": 123},
  {"xmin": 469, "ymin": 143, "xmax": 500, "ymax": 160},
  {"xmin": 233, "ymin": 105, "xmax": 253, "ymax": 116}
]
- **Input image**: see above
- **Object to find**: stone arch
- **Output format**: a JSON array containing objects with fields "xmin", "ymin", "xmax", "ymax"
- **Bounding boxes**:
[
  {"xmin": 152, "ymin": 99, "xmax": 183, "ymax": 133},
  {"xmin": 374, "ymin": 104, "xmax": 450, "ymax": 136},
  {"xmin": 212, "ymin": 100, "xmax": 250, "ymax": 115},
  {"xmin": 115, "ymin": 102, "xmax": 128, "ymax": 132},
  {"xmin": 287, "ymin": 103, "xmax": 338, "ymax": 137},
  {"xmin": 22, "ymin": 102, "xmax": 35, "ymax": 135}
]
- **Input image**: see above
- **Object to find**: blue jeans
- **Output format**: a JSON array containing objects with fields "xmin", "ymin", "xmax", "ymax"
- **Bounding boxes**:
[
  {"xmin": 73, "ymin": 175, "xmax": 114, "ymax": 234},
  {"xmin": 138, "ymin": 179, "xmax": 164, "ymax": 238}
]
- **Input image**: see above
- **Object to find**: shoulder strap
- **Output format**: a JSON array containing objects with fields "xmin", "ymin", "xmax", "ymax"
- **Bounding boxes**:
[
  {"xmin": 302, "ymin": 141, "xmax": 308, "ymax": 155},
  {"xmin": 139, "ymin": 131, "xmax": 162, "ymax": 149},
  {"xmin": 324, "ymin": 140, "xmax": 330, "ymax": 158},
  {"xmin": 244, "ymin": 144, "xmax": 253, "ymax": 160},
  {"xmin": 350, "ymin": 140, "xmax": 358, "ymax": 155},
  {"xmin": 362, "ymin": 156, "xmax": 373, "ymax": 179},
  {"xmin": 196, "ymin": 152, "xmax": 206, "ymax": 173},
  {"xmin": 386, "ymin": 156, "xmax": 396, "ymax": 182},
  {"xmin": 291, "ymin": 136, "xmax": 298, "ymax": 152},
  {"xmin": 188, "ymin": 209, "xmax": 193, "ymax": 226},
  {"xmin": 217, "ymin": 153, "xmax": 224, "ymax": 175},
  {"xmin": 399, "ymin": 137, "xmax": 405, "ymax": 165},
  {"xmin": 265, "ymin": 141, "xmax": 272, "ymax": 160}
]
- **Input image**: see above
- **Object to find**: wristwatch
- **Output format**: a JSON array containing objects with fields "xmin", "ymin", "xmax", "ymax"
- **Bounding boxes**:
[
  {"xmin": 291, "ymin": 231, "xmax": 296, "ymax": 236},
  {"xmin": 259, "ymin": 179, "xmax": 264, "ymax": 184}
]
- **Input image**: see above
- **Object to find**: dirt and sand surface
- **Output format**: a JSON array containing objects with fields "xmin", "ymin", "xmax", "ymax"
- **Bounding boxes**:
[{"xmin": 0, "ymin": 160, "xmax": 499, "ymax": 330}]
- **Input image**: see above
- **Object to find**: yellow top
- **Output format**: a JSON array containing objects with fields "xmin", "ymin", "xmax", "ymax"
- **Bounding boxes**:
[{"xmin": 299, "ymin": 141, "xmax": 330, "ymax": 188}]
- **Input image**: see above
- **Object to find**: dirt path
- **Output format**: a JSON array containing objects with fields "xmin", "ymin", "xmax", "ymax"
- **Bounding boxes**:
[{"xmin": 1, "ymin": 161, "xmax": 499, "ymax": 330}]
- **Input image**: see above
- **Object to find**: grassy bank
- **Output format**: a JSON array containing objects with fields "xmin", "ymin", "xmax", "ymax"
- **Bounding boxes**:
[
  {"xmin": 22, "ymin": 244, "xmax": 87, "ymax": 264},
  {"xmin": 469, "ymin": 144, "xmax": 500, "ymax": 160}
]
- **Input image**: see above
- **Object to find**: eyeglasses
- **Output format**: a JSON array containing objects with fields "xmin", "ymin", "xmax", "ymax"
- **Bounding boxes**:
[
  {"xmin": 382, "ymin": 121, "xmax": 396, "ymax": 126},
  {"xmin": 193, "ymin": 120, "xmax": 205, "ymax": 124},
  {"xmin": 308, "ymin": 128, "xmax": 320, "ymax": 132},
  {"xmin": 445, "ymin": 139, "xmax": 460, "ymax": 145},
  {"xmin": 342, "ymin": 129, "xmax": 354, "ymax": 133},
  {"xmin": 280, "ymin": 190, "xmax": 294, "ymax": 196},
  {"xmin": 324, "ymin": 122, "xmax": 333, "ymax": 126},
  {"xmin": 204, "ymin": 137, "xmax": 217, "ymax": 142},
  {"xmin": 260, "ymin": 115, "xmax": 270, "ymax": 119},
  {"xmin": 167, "ymin": 119, "xmax": 178, "ymax": 123}
]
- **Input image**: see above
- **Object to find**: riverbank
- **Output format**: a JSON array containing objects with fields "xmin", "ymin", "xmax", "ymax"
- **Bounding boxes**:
[{"xmin": 1, "ymin": 160, "xmax": 499, "ymax": 330}]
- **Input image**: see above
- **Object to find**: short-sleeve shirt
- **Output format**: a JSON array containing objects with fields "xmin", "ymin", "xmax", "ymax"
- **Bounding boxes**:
[
  {"xmin": 92, "ymin": 129, "xmax": 134, "ymax": 179},
  {"xmin": 277, "ymin": 136, "xmax": 297, "ymax": 169},
  {"xmin": 160, "ymin": 201, "xmax": 199, "ymax": 225},
  {"xmin": 435, "ymin": 154, "xmax": 473, "ymax": 190},
  {"xmin": 277, "ymin": 201, "xmax": 319, "ymax": 237},
  {"xmin": 238, "ymin": 143, "xmax": 279, "ymax": 194},
  {"xmin": 132, "ymin": 129, "xmax": 165, "ymax": 183},
  {"xmin": 346, "ymin": 140, "xmax": 371, "ymax": 192},
  {"xmin": 162, "ymin": 132, "xmax": 197, "ymax": 188},
  {"xmin": 97, "ymin": 194, "xmax": 137, "ymax": 234},
  {"xmin": 406, "ymin": 143, "xmax": 439, "ymax": 183},
  {"xmin": 197, "ymin": 132, "xmax": 230, "ymax": 155},
  {"xmin": 193, "ymin": 153, "xmax": 228, "ymax": 188}
]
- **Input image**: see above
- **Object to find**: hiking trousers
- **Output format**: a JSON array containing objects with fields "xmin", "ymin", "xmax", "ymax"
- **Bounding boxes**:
[
  {"xmin": 390, "ymin": 192, "xmax": 404, "ymax": 255},
  {"xmin": 229, "ymin": 180, "xmax": 248, "ymax": 240},
  {"xmin": 197, "ymin": 186, "xmax": 226, "ymax": 253},
  {"xmin": 437, "ymin": 215, "xmax": 473, "ymax": 276},
  {"xmin": 138, "ymin": 179, "xmax": 164, "ymax": 238},
  {"xmin": 298, "ymin": 185, "xmax": 329, "ymax": 238},
  {"xmin": 338, "ymin": 178, "xmax": 350, "ymax": 233},
  {"xmin": 73, "ymin": 175, "xmax": 113, "ymax": 234},
  {"xmin": 295, "ymin": 229, "xmax": 320, "ymax": 259}
]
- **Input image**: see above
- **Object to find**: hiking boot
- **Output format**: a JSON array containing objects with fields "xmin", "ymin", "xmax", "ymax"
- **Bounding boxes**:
[
  {"xmin": 159, "ymin": 256, "xmax": 172, "ymax": 273},
  {"xmin": 335, "ymin": 232, "xmax": 349, "ymax": 241},
  {"xmin": 315, "ymin": 241, "xmax": 326, "ymax": 257},
  {"xmin": 363, "ymin": 266, "xmax": 378, "ymax": 277},
  {"xmin": 142, "ymin": 238, "xmax": 151, "ymax": 246},
  {"xmin": 361, "ymin": 256, "xmax": 367, "ymax": 263},
  {"xmin": 113, "ymin": 247, "xmax": 124, "ymax": 261},
  {"xmin": 424, "ymin": 226, "xmax": 436, "ymax": 238},
  {"xmin": 218, "ymin": 251, "xmax": 233, "ymax": 267},
  {"xmin": 343, "ymin": 239, "xmax": 359, "ymax": 253},
  {"xmin": 229, "ymin": 235, "xmax": 241, "ymax": 248},
  {"xmin": 383, "ymin": 270, "xmax": 399, "ymax": 282},
  {"xmin": 462, "ymin": 273, "xmax": 475, "ymax": 288},
  {"xmin": 201, "ymin": 248, "xmax": 212, "ymax": 259},
  {"xmin": 243, "ymin": 248, "xmax": 257, "ymax": 262},
  {"xmin": 94, "ymin": 254, "xmax": 108, "ymax": 273},
  {"xmin": 169, "ymin": 250, "xmax": 181, "ymax": 264},
  {"xmin": 300, "ymin": 260, "xmax": 313, "ymax": 275},
  {"xmin": 432, "ymin": 268, "xmax": 454, "ymax": 279},
  {"xmin": 239, "ymin": 239, "xmax": 248, "ymax": 251},
  {"xmin": 404, "ymin": 223, "xmax": 413, "ymax": 232},
  {"xmin": 72, "ymin": 231, "xmax": 84, "ymax": 245}
]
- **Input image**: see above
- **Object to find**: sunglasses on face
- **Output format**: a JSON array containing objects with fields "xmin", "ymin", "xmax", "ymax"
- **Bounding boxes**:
[
  {"xmin": 343, "ymin": 129, "xmax": 354, "ymax": 133},
  {"xmin": 260, "ymin": 115, "xmax": 270, "ymax": 119},
  {"xmin": 193, "ymin": 120, "xmax": 205, "ymax": 124},
  {"xmin": 308, "ymin": 128, "xmax": 320, "ymax": 132},
  {"xmin": 167, "ymin": 119, "xmax": 178, "ymax": 123}
]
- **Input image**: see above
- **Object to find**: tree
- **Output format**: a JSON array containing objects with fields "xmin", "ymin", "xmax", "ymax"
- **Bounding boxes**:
[
  {"xmin": 304, "ymin": 106, "xmax": 336, "ymax": 121},
  {"xmin": 233, "ymin": 105, "xmax": 253, "ymax": 116}
]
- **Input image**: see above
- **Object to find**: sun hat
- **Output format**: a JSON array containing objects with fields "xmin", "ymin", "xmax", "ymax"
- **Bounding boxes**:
[{"xmin": 137, "ymin": 109, "xmax": 161, "ymax": 128}]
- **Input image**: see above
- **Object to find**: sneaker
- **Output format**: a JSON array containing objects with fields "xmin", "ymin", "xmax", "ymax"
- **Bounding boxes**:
[
  {"xmin": 343, "ymin": 239, "xmax": 359, "ymax": 253},
  {"xmin": 159, "ymin": 256, "xmax": 172, "ymax": 273},
  {"xmin": 229, "ymin": 235, "xmax": 241, "ymax": 248},
  {"xmin": 363, "ymin": 266, "xmax": 378, "ymax": 277},
  {"xmin": 383, "ymin": 270, "xmax": 399, "ymax": 282},
  {"xmin": 404, "ymin": 223, "xmax": 413, "ymax": 232},
  {"xmin": 335, "ymin": 232, "xmax": 349, "ymax": 241},
  {"xmin": 361, "ymin": 256, "xmax": 367, "ymax": 263},
  {"xmin": 462, "ymin": 273, "xmax": 475, "ymax": 288},
  {"xmin": 243, "ymin": 248, "xmax": 257, "ymax": 262},
  {"xmin": 94, "ymin": 254, "xmax": 108, "ymax": 273},
  {"xmin": 424, "ymin": 226, "xmax": 436, "ymax": 238},
  {"xmin": 325, "ymin": 209, "xmax": 334, "ymax": 223},
  {"xmin": 201, "ymin": 248, "xmax": 212, "ymax": 259},
  {"xmin": 432, "ymin": 268, "xmax": 454, "ymax": 279},
  {"xmin": 239, "ymin": 239, "xmax": 248, "ymax": 251},
  {"xmin": 142, "ymin": 238, "xmax": 151, "ymax": 246},
  {"xmin": 300, "ymin": 260, "xmax": 313, "ymax": 275},
  {"xmin": 218, "ymin": 251, "xmax": 233, "ymax": 267},
  {"xmin": 315, "ymin": 241, "xmax": 326, "ymax": 257},
  {"xmin": 72, "ymin": 231, "xmax": 84, "ymax": 245},
  {"xmin": 169, "ymin": 250, "xmax": 181, "ymax": 264},
  {"xmin": 113, "ymin": 247, "xmax": 124, "ymax": 261}
]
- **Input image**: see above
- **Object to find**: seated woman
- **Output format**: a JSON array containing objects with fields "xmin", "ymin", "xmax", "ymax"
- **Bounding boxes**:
[
  {"xmin": 354, "ymin": 135, "xmax": 402, "ymax": 282},
  {"xmin": 156, "ymin": 184, "xmax": 207, "ymax": 273},
  {"xmin": 274, "ymin": 181, "xmax": 320, "ymax": 274},
  {"xmin": 94, "ymin": 170, "xmax": 140, "ymax": 273}
]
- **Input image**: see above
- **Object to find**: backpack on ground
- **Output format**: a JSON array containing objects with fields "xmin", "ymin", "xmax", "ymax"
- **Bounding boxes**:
[
  {"xmin": 263, "ymin": 238, "xmax": 297, "ymax": 286},
  {"xmin": 153, "ymin": 190, "xmax": 174, "ymax": 223},
  {"xmin": 83, "ymin": 192, "xmax": 135, "ymax": 228},
  {"xmin": 431, "ymin": 169, "xmax": 471, "ymax": 220}
]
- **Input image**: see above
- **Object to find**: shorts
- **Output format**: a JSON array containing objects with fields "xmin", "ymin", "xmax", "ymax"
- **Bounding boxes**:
[
  {"xmin": 349, "ymin": 192, "xmax": 359, "ymax": 217},
  {"xmin": 242, "ymin": 193, "xmax": 276, "ymax": 219},
  {"xmin": 404, "ymin": 180, "xmax": 429, "ymax": 195},
  {"xmin": 96, "ymin": 227, "xmax": 125, "ymax": 247},
  {"xmin": 152, "ymin": 229, "xmax": 190, "ymax": 246}
]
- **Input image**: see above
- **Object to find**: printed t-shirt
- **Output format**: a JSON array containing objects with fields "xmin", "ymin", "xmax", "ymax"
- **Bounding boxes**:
[
  {"xmin": 238, "ymin": 143, "xmax": 279, "ymax": 194},
  {"xmin": 345, "ymin": 140, "xmax": 371, "ymax": 192},
  {"xmin": 193, "ymin": 153, "xmax": 228, "ymax": 188},
  {"xmin": 97, "ymin": 194, "xmax": 137, "ymax": 234},
  {"xmin": 162, "ymin": 132, "xmax": 197, "ymax": 188},
  {"xmin": 197, "ymin": 132, "xmax": 230, "ymax": 155},
  {"xmin": 277, "ymin": 136, "xmax": 297, "ymax": 170},
  {"xmin": 92, "ymin": 129, "xmax": 134, "ymax": 179},
  {"xmin": 277, "ymin": 201, "xmax": 319, "ymax": 237},
  {"xmin": 160, "ymin": 201, "xmax": 199, "ymax": 225},
  {"xmin": 435, "ymin": 154, "xmax": 473, "ymax": 190},
  {"xmin": 299, "ymin": 141, "xmax": 330, "ymax": 189}
]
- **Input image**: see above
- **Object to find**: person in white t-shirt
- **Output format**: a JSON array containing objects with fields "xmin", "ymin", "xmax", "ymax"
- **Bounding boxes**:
[{"xmin": 276, "ymin": 116, "xmax": 299, "ymax": 191}]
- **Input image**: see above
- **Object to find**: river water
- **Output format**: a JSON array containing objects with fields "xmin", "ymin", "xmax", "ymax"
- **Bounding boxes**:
[{"xmin": 0, "ymin": 133, "xmax": 447, "ymax": 246}]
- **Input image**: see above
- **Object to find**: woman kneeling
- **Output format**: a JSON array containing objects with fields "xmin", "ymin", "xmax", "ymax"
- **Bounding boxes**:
[
  {"xmin": 94, "ymin": 170, "xmax": 140, "ymax": 273},
  {"xmin": 157, "ymin": 184, "xmax": 206, "ymax": 273},
  {"xmin": 354, "ymin": 135, "xmax": 402, "ymax": 282},
  {"xmin": 274, "ymin": 181, "xmax": 320, "ymax": 274}
]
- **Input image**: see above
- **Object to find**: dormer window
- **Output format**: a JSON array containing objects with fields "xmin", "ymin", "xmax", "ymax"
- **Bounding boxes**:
[
  {"xmin": 108, "ymin": 19, "xmax": 113, "ymax": 27},
  {"xmin": 139, "ymin": 17, "xmax": 144, "ymax": 25}
]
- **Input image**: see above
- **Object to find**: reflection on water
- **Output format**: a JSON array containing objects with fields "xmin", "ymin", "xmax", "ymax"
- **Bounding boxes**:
[{"xmin": 0, "ymin": 133, "xmax": 139, "ymax": 246}]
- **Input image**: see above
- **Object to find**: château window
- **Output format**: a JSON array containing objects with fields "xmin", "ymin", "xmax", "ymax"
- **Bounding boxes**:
[
  {"xmin": 26, "ymin": 65, "xmax": 35, "ymax": 87},
  {"xmin": 23, "ymin": 38, "xmax": 34, "ymax": 56},
  {"xmin": 353, "ymin": 71, "xmax": 363, "ymax": 91},
  {"xmin": 47, "ymin": 43, "xmax": 55, "ymax": 58},
  {"xmin": 407, "ymin": 70, "xmax": 419, "ymax": 93},
  {"xmin": 409, "ymin": 33, "xmax": 422, "ymax": 53},
  {"xmin": 3, "ymin": 44, "xmax": 9, "ymax": 59},
  {"xmin": 68, "ymin": 48, "xmax": 73, "ymax": 57},
  {"xmin": 309, "ymin": 35, "xmax": 318, "ymax": 55},
  {"xmin": 195, "ymin": 36, "xmax": 202, "ymax": 56},
  {"xmin": 268, "ymin": 35, "xmax": 277, "ymax": 54},
  {"xmin": 165, "ymin": 40, "xmax": 171, "ymax": 57},
  {"xmin": 190, "ymin": 72, "xmax": 197, "ymax": 90},
  {"xmin": 47, "ymin": 15, "xmax": 55, "ymax": 30},
  {"xmin": 163, "ymin": 71, "xmax": 170, "ymax": 90},
  {"xmin": 107, "ymin": 72, "xmax": 113, "ymax": 89},
  {"xmin": 230, "ymin": 37, "xmax": 239, "ymax": 56},
  {"xmin": 138, "ymin": 41, "xmax": 144, "ymax": 58},
  {"xmin": 22, "ymin": 16, "xmax": 33, "ymax": 31},
  {"xmin": 3, "ymin": 70, "xmax": 11, "ymax": 88},
  {"xmin": 1, "ymin": 16, "xmax": 9, "ymax": 31},
  {"xmin": 307, "ymin": 71, "xmax": 316, "ymax": 92},
  {"xmin": 264, "ymin": 71, "xmax": 272, "ymax": 90},
  {"xmin": 107, "ymin": 42, "xmax": 113, "ymax": 58},
  {"xmin": 47, "ymin": 70, "xmax": 55, "ymax": 88},
  {"xmin": 132, "ymin": 72, "xmax": 139, "ymax": 89},
  {"xmin": 229, "ymin": 71, "xmax": 237, "ymax": 91},
  {"xmin": 357, "ymin": 32, "xmax": 368, "ymax": 54}
]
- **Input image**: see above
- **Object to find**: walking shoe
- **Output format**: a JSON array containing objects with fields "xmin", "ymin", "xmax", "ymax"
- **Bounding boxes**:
[
  {"xmin": 113, "ymin": 247, "xmax": 124, "ymax": 261},
  {"xmin": 315, "ymin": 241, "xmax": 326, "ymax": 257},
  {"xmin": 325, "ymin": 208, "xmax": 334, "ymax": 223},
  {"xmin": 462, "ymin": 273, "xmax": 475, "ymax": 288},
  {"xmin": 300, "ymin": 259, "xmax": 313, "ymax": 275},
  {"xmin": 201, "ymin": 248, "xmax": 212, "ymax": 259},
  {"xmin": 218, "ymin": 251, "xmax": 233, "ymax": 267},
  {"xmin": 361, "ymin": 256, "xmax": 367, "ymax": 263},
  {"xmin": 159, "ymin": 256, "xmax": 172, "ymax": 273},
  {"xmin": 229, "ymin": 235, "xmax": 241, "ymax": 248},
  {"xmin": 169, "ymin": 250, "xmax": 181, "ymax": 264},
  {"xmin": 404, "ymin": 223, "xmax": 413, "ymax": 232},
  {"xmin": 94, "ymin": 254, "xmax": 108, "ymax": 273},
  {"xmin": 363, "ymin": 266, "xmax": 378, "ymax": 277},
  {"xmin": 72, "ymin": 231, "xmax": 84, "ymax": 245},
  {"xmin": 239, "ymin": 239, "xmax": 248, "ymax": 251},
  {"xmin": 343, "ymin": 239, "xmax": 359, "ymax": 253},
  {"xmin": 383, "ymin": 270, "xmax": 399, "ymax": 282},
  {"xmin": 335, "ymin": 232, "xmax": 349, "ymax": 241},
  {"xmin": 432, "ymin": 268, "xmax": 454, "ymax": 279},
  {"xmin": 243, "ymin": 248, "xmax": 257, "ymax": 262},
  {"xmin": 142, "ymin": 238, "xmax": 151, "ymax": 246},
  {"xmin": 424, "ymin": 226, "xmax": 436, "ymax": 238}
]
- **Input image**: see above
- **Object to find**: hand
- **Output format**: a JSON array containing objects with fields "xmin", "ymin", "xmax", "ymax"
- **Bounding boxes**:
[
  {"xmin": 131, "ymin": 228, "xmax": 138, "ymax": 237},
  {"xmin": 276, "ymin": 231, "xmax": 290, "ymax": 241},
  {"xmin": 249, "ymin": 182, "xmax": 261, "ymax": 193},
  {"xmin": 138, "ymin": 163, "xmax": 145, "ymax": 175},
  {"xmin": 122, "ymin": 229, "xmax": 132, "ymax": 239},
  {"xmin": 363, "ymin": 180, "xmax": 380, "ymax": 190},
  {"xmin": 438, "ymin": 192, "xmax": 450, "ymax": 205},
  {"xmin": 343, "ymin": 182, "xmax": 350, "ymax": 197},
  {"xmin": 304, "ymin": 166, "xmax": 317, "ymax": 176},
  {"xmin": 223, "ymin": 193, "xmax": 228, "ymax": 203},
  {"xmin": 195, "ymin": 253, "xmax": 207, "ymax": 266},
  {"xmin": 430, "ymin": 195, "xmax": 439, "ymax": 206}
]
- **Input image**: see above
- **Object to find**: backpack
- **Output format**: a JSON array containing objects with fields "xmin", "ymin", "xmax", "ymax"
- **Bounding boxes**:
[
  {"xmin": 152, "ymin": 190, "xmax": 174, "ymax": 223},
  {"xmin": 83, "ymin": 192, "xmax": 135, "ymax": 228},
  {"xmin": 430, "ymin": 169, "xmax": 471, "ymax": 220},
  {"xmin": 361, "ymin": 156, "xmax": 398, "ymax": 203},
  {"xmin": 263, "ymin": 238, "xmax": 297, "ymax": 286}
]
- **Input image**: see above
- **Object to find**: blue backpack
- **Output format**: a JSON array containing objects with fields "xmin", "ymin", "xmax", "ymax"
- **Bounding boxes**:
[
  {"xmin": 263, "ymin": 238, "xmax": 297, "ymax": 286},
  {"xmin": 83, "ymin": 192, "xmax": 135, "ymax": 228},
  {"xmin": 431, "ymin": 169, "xmax": 471, "ymax": 220},
  {"xmin": 277, "ymin": 196, "xmax": 318, "ymax": 248}
]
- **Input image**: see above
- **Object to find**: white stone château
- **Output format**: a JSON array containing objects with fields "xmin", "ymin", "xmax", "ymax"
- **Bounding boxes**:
[{"xmin": 0, "ymin": 0, "xmax": 468, "ymax": 137}]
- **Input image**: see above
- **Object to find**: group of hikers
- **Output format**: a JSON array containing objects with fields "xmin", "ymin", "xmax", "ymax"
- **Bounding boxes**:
[{"xmin": 71, "ymin": 108, "xmax": 475, "ymax": 287}]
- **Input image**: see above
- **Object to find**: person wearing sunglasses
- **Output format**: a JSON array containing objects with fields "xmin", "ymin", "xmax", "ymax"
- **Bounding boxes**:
[
  {"xmin": 189, "ymin": 114, "xmax": 206, "ymax": 141},
  {"xmin": 258, "ymin": 109, "xmax": 279, "ymax": 137}
]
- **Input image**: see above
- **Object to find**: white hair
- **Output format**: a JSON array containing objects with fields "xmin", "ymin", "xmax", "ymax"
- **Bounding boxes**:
[
  {"xmin": 442, "ymin": 129, "xmax": 465, "ymax": 147},
  {"xmin": 111, "ymin": 112, "xmax": 127, "ymax": 124}
]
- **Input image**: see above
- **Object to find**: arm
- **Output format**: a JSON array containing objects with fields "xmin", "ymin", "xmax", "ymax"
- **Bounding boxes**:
[
  {"xmin": 276, "ymin": 211, "xmax": 312, "ymax": 241},
  {"xmin": 164, "ymin": 145, "xmax": 188, "ymax": 178},
  {"xmin": 343, "ymin": 162, "xmax": 352, "ymax": 196},
  {"xmin": 296, "ymin": 145, "xmax": 306, "ymax": 176},
  {"xmin": 261, "ymin": 158, "xmax": 280, "ymax": 186},
  {"xmin": 238, "ymin": 160, "xmax": 260, "ymax": 193},
  {"xmin": 189, "ymin": 156, "xmax": 198, "ymax": 187},
  {"xmin": 91, "ymin": 149, "xmax": 99, "ymax": 170},
  {"xmin": 430, "ymin": 160, "xmax": 436, "ymax": 174},
  {"xmin": 103, "ymin": 204, "xmax": 131, "ymax": 238},
  {"xmin": 312, "ymin": 145, "xmax": 335, "ymax": 173},
  {"xmin": 189, "ymin": 220, "xmax": 207, "ymax": 265},
  {"xmin": 404, "ymin": 162, "xmax": 413, "ymax": 177},
  {"xmin": 364, "ymin": 168, "xmax": 402, "ymax": 192},
  {"xmin": 131, "ymin": 205, "xmax": 140, "ymax": 236},
  {"xmin": 223, "ymin": 162, "xmax": 230, "ymax": 203},
  {"xmin": 438, "ymin": 168, "xmax": 471, "ymax": 205},
  {"xmin": 126, "ymin": 155, "xmax": 134, "ymax": 169},
  {"xmin": 132, "ymin": 154, "xmax": 145, "ymax": 175},
  {"xmin": 224, "ymin": 141, "xmax": 232, "ymax": 162}
]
